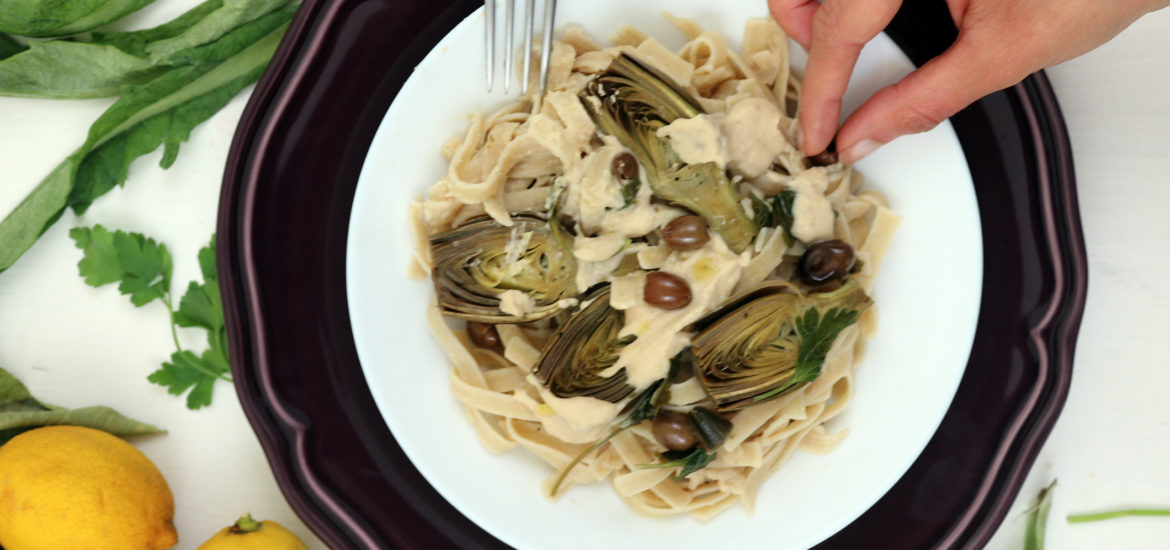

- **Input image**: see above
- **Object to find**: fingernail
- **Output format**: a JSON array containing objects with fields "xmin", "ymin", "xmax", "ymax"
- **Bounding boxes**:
[
  {"xmin": 840, "ymin": 139, "xmax": 881, "ymax": 164},
  {"xmin": 794, "ymin": 126, "xmax": 805, "ymax": 151}
]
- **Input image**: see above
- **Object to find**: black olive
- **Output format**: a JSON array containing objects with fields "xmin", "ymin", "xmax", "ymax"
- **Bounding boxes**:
[
  {"xmin": 662, "ymin": 215, "xmax": 709, "ymax": 251},
  {"xmin": 644, "ymin": 271, "xmax": 692, "ymax": 310},
  {"xmin": 805, "ymin": 139, "xmax": 839, "ymax": 167},
  {"xmin": 652, "ymin": 410, "xmax": 697, "ymax": 451},
  {"xmin": 799, "ymin": 240, "xmax": 855, "ymax": 286},
  {"xmin": 611, "ymin": 152, "xmax": 639, "ymax": 180},
  {"xmin": 467, "ymin": 321, "xmax": 502, "ymax": 349}
]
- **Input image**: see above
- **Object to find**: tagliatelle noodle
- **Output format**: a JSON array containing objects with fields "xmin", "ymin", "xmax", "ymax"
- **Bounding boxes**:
[{"xmin": 412, "ymin": 15, "xmax": 901, "ymax": 520}]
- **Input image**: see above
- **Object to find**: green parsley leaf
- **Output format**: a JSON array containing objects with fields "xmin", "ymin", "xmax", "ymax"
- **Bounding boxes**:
[
  {"xmin": 71, "ymin": 228, "xmax": 230, "ymax": 410},
  {"xmin": 148, "ymin": 349, "xmax": 224, "ymax": 410},
  {"xmin": 70, "ymin": 224, "xmax": 173, "ymax": 307},
  {"xmin": 752, "ymin": 305, "xmax": 861, "ymax": 402},
  {"xmin": 791, "ymin": 306, "xmax": 860, "ymax": 384},
  {"xmin": 147, "ymin": 236, "xmax": 230, "ymax": 410}
]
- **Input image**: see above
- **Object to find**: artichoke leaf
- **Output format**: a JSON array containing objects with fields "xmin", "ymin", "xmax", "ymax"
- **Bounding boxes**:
[
  {"xmin": 691, "ymin": 279, "xmax": 872, "ymax": 412},
  {"xmin": 534, "ymin": 284, "xmax": 636, "ymax": 403},
  {"xmin": 579, "ymin": 54, "xmax": 758, "ymax": 253},
  {"xmin": 430, "ymin": 214, "xmax": 576, "ymax": 323}
]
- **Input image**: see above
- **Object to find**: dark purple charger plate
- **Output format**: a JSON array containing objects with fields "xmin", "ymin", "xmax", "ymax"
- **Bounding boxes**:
[{"xmin": 216, "ymin": 0, "xmax": 1087, "ymax": 548}]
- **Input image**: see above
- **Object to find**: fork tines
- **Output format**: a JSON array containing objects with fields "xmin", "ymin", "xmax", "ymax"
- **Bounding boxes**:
[{"xmin": 485, "ymin": 0, "xmax": 557, "ymax": 95}]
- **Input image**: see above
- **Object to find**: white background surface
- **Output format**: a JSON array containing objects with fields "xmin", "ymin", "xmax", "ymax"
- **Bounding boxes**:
[{"xmin": 0, "ymin": 3, "xmax": 1166, "ymax": 550}]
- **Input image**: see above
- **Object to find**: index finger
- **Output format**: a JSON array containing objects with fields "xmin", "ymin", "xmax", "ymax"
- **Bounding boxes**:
[
  {"xmin": 798, "ymin": 0, "xmax": 902, "ymax": 156},
  {"xmin": 768, "ymin": 0, "xmax": 819, "ymax": 49}
]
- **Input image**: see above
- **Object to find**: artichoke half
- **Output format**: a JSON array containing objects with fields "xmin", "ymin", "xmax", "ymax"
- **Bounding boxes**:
[
  {"xmin": 533, "ymin": 284, "xmax": 636, "ymax": 403},
  {"xmin": 429, "ymin": 214, "xmax": 576, "ymax": 323},
  {"xmin": 690, "ymin": 280, "xmax": 873, "ymax": 412},
  {"xmin": 579, "ymin": 54, "xmax": 758, "ymax": 253}
]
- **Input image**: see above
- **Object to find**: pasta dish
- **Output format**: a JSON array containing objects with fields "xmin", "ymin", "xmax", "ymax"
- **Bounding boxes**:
[{"xmin": 408, "ymin": 15, "xmax": 899, "ymax": 520}]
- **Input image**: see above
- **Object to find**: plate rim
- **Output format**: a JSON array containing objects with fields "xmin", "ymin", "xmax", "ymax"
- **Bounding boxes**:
[{"xmin": 216, "ymin": 0, "xmax": 1087, "ymax": 548}]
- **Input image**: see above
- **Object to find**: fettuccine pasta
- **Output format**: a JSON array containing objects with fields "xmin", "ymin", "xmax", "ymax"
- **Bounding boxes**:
[{"xmin": 409, "ymin": 15, "xmax": 899, "ymax": 520}]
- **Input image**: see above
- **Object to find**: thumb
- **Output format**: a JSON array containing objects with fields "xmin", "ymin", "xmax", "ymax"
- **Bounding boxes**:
[{"xmin": 835, "ymin": 38, "xmax": 1026, "ymax": 163}]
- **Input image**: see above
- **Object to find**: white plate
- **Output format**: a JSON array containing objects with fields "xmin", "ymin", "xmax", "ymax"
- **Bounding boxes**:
[{"xmin": 346, "ymin": 2, "xmax": 982, "ymax": 549}]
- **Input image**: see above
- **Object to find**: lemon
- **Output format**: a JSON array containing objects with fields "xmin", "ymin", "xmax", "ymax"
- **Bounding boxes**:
[
  {"xmin": 198, "ymin": 514, "xmax": 309, "ymax": 550},
  {"xmin": 0, "ymin": 425, "xmax": 177, "ymax": 550}
]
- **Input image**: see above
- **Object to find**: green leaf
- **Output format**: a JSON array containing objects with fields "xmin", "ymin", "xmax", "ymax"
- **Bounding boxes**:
[
  {"xmin": 621, "ymin": 377, "xmax": 669, "ymax": 428},
  {"xmin": 0, "ymin": 0, "xmax": 156, "ymax": 38},
  {"xmin": 0, "ymin": 32, "xmax": 26, "ymax": 61},
  {"xmin": 619, "ymin": 178, "xmax": 639, "ymax": 207},
  {"xmin": 772, "ymin": 189, "xmax": 797, "ymax": 243},
  {"xmin": 750, "ymin": 193, "xmax": 772, "ymax": 228},
  {"xmin": 1025, "ymin": 480, "xmax": 1057, "ymax": 550},
  {"xmin": 0, "ymin": 9, "xmax": 293, "ymax": 273},
  {"xmin": 0, "ymin": 0, "xmax": 290, "ymax": 99},
  {"xmin": 139, "ymin": 0, "xmax": 289, "ymax": 62},
  {"xmin": 173, "ymin": 239, "xmax": 222, "ymax": 332},
  {"xmin": 145, "ymin": 235, "xmax": 229, "ymax": 411},
  {"xmin": 148, "ymin": 350, "xmax": 226, "ymax": 410},
  {"xmin": 638, "ymin": 447, "xmax": 717, "ymax": 478},
  {"xmin": 0, "ymin": 366, "xmax": 162, "ymax": 446},
  {"xmin": 70, "ymin": 224, "xmax": 173, "ymax": 307},
  {"xmin": 69, "ymin": 225, "xmax": 121, "ymax": 287},
  {"xmin": 0, "ymin": 367, "xmax": 34, "ymax": 405},
  {"xmin": 0, "ymin": 40, "xmax": 164, "ymax": 99},
  {"xmin": 791, "ymin": 306, "xmax": 860, "ymax": 384}
]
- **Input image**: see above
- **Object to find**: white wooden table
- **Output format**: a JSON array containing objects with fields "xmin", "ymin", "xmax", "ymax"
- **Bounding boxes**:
[{"xmin": 0, "ymin": 4, "xmax": 1166, "ymax": 549}]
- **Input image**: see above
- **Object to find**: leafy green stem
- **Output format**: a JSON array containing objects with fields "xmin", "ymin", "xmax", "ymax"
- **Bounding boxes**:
[
  {"xmin": 1067, "ymin": 509, "xmax": 1170, "ymax": 523},
  {"xmin": 550, "ymin": 427, "xmax": 624, "ymax": 497},
  {"xmin": 163, "ymin": 294, "xmax": 184, "ymax": 353}
]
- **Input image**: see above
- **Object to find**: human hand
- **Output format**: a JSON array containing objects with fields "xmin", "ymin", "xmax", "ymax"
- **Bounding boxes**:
[{"xmin": 769, "ymin": 0, "xmax": 1170, "ymax": 162}]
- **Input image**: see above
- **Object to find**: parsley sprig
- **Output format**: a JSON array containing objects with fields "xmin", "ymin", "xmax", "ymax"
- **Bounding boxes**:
[
  {"xmin": 70, "ymin": 225, "xmax": 230, "ymax": 409},
  {"xmin": 753, "ymin": 306, "xmax": 861, "ymax": 402}
]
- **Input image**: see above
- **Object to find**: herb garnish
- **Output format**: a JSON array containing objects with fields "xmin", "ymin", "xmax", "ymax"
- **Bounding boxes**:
[
  {"xmin": 638, "ymin": 447, "xmax": 717, "ymax": 479},
  {"xmin": 71, "ymin": 226, "xmax": 229, "ymax": 409},
  {"xmin": 753, "ymin": 306, "xmax": 861, "ymax": 401}
]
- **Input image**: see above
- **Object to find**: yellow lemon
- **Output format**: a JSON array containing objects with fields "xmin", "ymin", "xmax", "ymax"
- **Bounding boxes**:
[
  {"xmin": 0, "ymin": 425, "xmax": 177, "ymax": 550},
  {"xmin": 197, "ymin": 514, "xmax": 309, "ymax": 550}
]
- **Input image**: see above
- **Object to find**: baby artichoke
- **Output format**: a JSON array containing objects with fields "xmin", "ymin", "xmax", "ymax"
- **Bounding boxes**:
[
  {"xmin": 429, "ymin": 214, "xmax": 576, "ymax": 323},
  {"xmin": 691, "ymin": 280, "xmax": 873, "ymax": 412},
  {"xmin": 579, "ymin": 54, "xmax": 758, "ymax": 253},
  {"xmin": 533, "ymin": 284, "xmax": 636, "ymax": 403}
]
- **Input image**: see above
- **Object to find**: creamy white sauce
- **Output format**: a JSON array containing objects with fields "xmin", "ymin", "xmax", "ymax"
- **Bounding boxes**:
[
  {"xmin": 722, "ymin": 97, "xmax": 788, "ymax": 178},
  {"xmin": 790, "ymin": 167, "xmax": 834, "ymax": 242},
  {"xmin": 655, "ymin": 114, "xmax": 727, "ymax": 168},
  {"xmin": 514, "ymin": 383, "xmax": 617, "ymax": 444},
  {"xmin": 573, "ymin": 232, "xmax": 627, "ymax": 262},
  {"xmin": 498, "ymin": 289, "xmax": 536, "ymax": 316},
  {"xmin": 605, "ymin": 235, "xmax": 749, "ymax": 390},
  {"xmin": 540, "ymin": 97, "xmax": 829, "ymax": 437},
  {"xmin": 527, "ymin": 375, "xmax": 624, "ymax": 441}
]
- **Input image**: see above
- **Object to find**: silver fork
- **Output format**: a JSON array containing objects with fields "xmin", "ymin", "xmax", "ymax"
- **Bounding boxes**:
[{"xmin": 485, "ymin": 0, "xmax": 557, "ymax": 95}]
